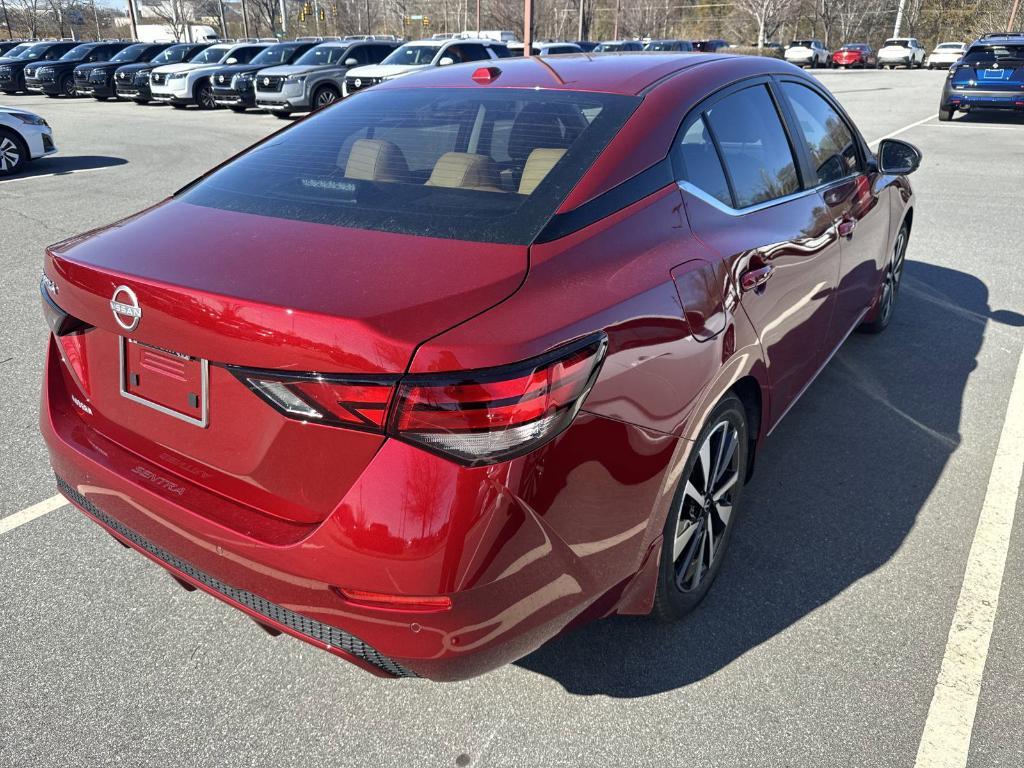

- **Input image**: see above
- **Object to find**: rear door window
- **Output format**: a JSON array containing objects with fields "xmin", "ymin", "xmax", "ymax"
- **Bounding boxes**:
[
  {"xmin": 674, "ymin": 118, "xmax": 732, "ymax": 206},
  {"xmin": 780, "ymin": 82, "xmax": 861, "ymax": 185},
  {"xmin": 703, "ymin": 85, "xmax": 800, "ymax": 207}
]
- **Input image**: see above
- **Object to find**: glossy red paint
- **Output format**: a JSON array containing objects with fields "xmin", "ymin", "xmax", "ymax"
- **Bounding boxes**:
[
  {"xmin": 832, "ymin": 48, "xmax": 876, "ymax": 68},
  {"xmin": 40, "ymin": 53, "xmax": 914, "ymax": 680}
]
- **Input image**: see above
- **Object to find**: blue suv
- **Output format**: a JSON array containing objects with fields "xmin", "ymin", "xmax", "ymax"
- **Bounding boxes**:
[{"xmin": 940, "ymin": 33, "xmax": 1024, "ymax": 121}]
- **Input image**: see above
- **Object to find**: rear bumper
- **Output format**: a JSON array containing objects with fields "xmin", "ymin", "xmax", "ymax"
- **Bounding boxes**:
[
  {"xmin": 943, "ymin": 87, "xmax": 1024, "ymax": 110},
  {"xmin": 41, "ymin": 338, "xmax": 674, "ymax": 680}
]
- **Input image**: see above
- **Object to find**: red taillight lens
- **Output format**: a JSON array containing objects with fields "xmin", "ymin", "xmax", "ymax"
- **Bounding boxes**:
[
  {"xmin": 334, "ymin": 587, "xmax": 452, "ymax": 612},
  {"xmin": 235, "ymin": 370, "xmax": 398, "ymax": 433},
  {"xmin": 392, "ymin": 335, "xmax": 607, "ymax": 465},
  {"xmin": 229, "ymin": 333, "xmax": 607, "ymax": 466}
]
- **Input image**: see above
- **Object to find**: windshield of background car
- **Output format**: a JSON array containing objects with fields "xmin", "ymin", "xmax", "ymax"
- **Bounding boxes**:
[
  {"xmin": 790, "ymin": 40, "xmax": 815, "ymax": 47},
  {"xmin": 59, "ymin": 44, "xmax": 94, "ymax": 61},
  {"xmin": 295, "ymin": 44, "xmax": 350, "ymax": 66},
  {"xmin": 20, "ymin": 44, "xmax": 52, "ymax": 60},
  {"xmin": 251, "ymin": 45, "xmax": 298, "ymax": 65},
  {"xmin": 3, "ymin": 44, "xmax": 32, "ymax": 59},
  {"xmin": 111, "ymin": 44, "xmax": 148, "ymax": 63},
  {"xmin": 382, "ymin": 45, "xmax": 440, "ymax": 65},
  {"xmin": 593, "ymin": 42, "xmax": 625, "ymax": 51},
  {"xmin": 937, "ymin": 43, "xmax": 963, "ymax": 50},
  {"xmin": 190, "ymin": 46, "xmax": 230, "ymax": 64},
  {"xmin": 180, "ymin": 88, "xmax": 639, "ymax": 245},
  {"xmin": 151, "ymin": 45, "xmax": 192, "ymax": 64},
  {"xmin": 961, "ymin": 44, "xmax": 1024, "ymax": 64},
  {"xmin": 883, "ymin": 39, "xmax": 910, "ymax": 47}
]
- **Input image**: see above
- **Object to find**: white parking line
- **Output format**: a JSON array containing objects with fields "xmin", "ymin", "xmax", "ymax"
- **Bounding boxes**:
[
  {"xmin": 0, "ymin": 495, "xmax": 66, "ymax": 535},
  {"xmin": 0, "ymin": 166, "xmax": 114, "ymax": 185},
  {"xmin": 914, "ymin": 345, "xmax": 1024, "ymax": 768},
  {"xmin": 867, "ymin": 114, "xmax": 936, "ymax": 146}
]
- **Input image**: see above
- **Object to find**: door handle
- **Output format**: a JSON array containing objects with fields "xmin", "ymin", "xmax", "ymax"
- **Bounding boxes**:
[
  {"xmin": 740, "ymin": 265, "xmax": 774, "ymax": 293},
  {"xmin": 838, "ymin": 218, "xmax": 857, "ymax": 238}
]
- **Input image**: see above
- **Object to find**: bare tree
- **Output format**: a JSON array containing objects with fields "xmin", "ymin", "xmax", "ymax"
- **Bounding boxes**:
[
  {"xmin": 139, "ymin": 0, "xmax": 199, "ymax": 39},
  {"xmin": 735, "ymin": 0, "xmax": 795, "ymax": 46}
]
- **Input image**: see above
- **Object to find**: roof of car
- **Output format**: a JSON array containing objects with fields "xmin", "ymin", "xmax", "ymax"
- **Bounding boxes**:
[
  {"xmin": 372, "ymin": 52, "xmax": 764, "ymax": 96},
  {"xmin": 972, "ymin": 34, "xmax": 1024, "ymax": 45}
]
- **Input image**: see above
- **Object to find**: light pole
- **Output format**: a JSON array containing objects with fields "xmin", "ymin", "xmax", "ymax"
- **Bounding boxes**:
[
  {"xmin": 892, "ymin": 0, "xmax": 906, "ymax": 37},
  {"xmin": 126, "ymin": 0, "xmax": 138, "ymax": 41},
  {"xmin": 1009, "ymin": 0, "xmax": 1021, "ymax": 31},
  {"xmin": 577, "ymin": 0, "xmax": 583, "ymax": 41},
  {"xmin": 523, "ymin": 0, "xmax": 532, "ymax": 53}
]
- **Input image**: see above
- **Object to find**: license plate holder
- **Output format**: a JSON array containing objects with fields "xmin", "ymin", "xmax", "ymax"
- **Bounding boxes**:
[{"xmin": 119, "ymin": 337, "xmax": 209, "ymax": 427}]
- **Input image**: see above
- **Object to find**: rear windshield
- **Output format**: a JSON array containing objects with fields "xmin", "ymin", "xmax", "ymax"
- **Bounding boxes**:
[
  {"xmin": 790, "ymin": 40, "xmax": 816, "ymax": 47},
  {"xmin": 962, "ymin": 44, "xmax": 1024, "ymax": 64},
  {"xmin": 883, "ymin": 39, "xmax": 910, "ymax": 47},
  {"xmin": 840, "ymin": 44, "xmax": 867, "ymax": 51},
  {"xmin": 180, "ymin": 87, "xmax": 639, "ymax": 244},
  {"xmin": 937, "ymin": 43, "xmax": 963, "ymax": 50}
]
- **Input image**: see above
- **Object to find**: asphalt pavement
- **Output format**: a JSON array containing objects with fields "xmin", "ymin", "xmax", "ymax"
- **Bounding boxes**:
[{"xmin": 1, "ymin": 68, "xmax": 1022, "ymax": 768}]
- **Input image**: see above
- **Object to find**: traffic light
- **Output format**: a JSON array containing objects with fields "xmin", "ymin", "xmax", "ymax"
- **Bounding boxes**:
[
  {"xmin": 423, "ymin": 15, "xmax": 430, "ymax": 27},
  {"xmin": 318, "ymin": 9, "xmax": 325, "ymax": 20}
]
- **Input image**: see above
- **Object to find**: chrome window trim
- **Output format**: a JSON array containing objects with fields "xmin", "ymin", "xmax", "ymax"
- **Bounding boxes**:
[
  {"xmin": 678, "ymin": 171, "xmax": 867, "ymax": 217},
  {"xmin": 118, "ymin": 337, "xmax": 209, "ymax": 428}
]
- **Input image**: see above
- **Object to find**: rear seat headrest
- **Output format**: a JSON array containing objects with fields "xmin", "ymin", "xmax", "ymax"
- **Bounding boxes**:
[
  {"xmin": 518, "ymin": 148, "xmax": 567, "ymax": 195},
  {"xmin": 343, "ymin": 138, "xmax": 408, "ymax": 182},
  {"xmin": 425, "ymin": 152, "xmax": 500, "ymax": 190}
]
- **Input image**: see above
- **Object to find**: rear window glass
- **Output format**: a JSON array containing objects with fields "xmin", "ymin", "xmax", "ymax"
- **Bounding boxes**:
[
  {"xmin": 181, "ymin": 87, "xmax": 638, "ymax": 244},
  {"xmin": 883, "ymin": 39, "xmax": 910, "ymax": 47},
  {"xmin": 962, "ymin": 44, "xmax": 1024, "ymax": 64}
]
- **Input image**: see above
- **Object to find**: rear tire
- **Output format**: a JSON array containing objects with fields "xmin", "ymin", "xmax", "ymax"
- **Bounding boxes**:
[
  {"xmin": 652, "ymin": 393, "xmax": 748, "ymax": 621},
  {"xmin": 0, "ymin": 129, "xmax": 28, "ymax": 177},
  {"xmin": 859, "ymin": 222, "xmax": 909, "ymax": 334},
  {"xmin": 938, "ymin": 106, "xmax": 954, "ymax": 121}
]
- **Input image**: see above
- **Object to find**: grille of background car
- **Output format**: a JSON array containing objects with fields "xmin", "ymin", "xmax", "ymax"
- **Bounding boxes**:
[
  {"xmin": 345, "ymin": 76, "xmax": 381, "ymax": 92},
  {"xmin": 256, "ymin": 75, "xmax": 284, "ymax": 92},
  {"xmin": 151, "ymin": 72, "xmax": 165, "ymax": 85}
]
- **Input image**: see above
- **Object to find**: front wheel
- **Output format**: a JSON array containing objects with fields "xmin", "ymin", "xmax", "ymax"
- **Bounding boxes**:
[
  {"xmin": 61, "ymin": 75, "xmax": 75, "ymax": 97},
  {"xmin": 312, "ymin": 85, "xmax": 339, "ymax": 110},
  {"xmin": 859, "ymin": 223, "xmax": 909, "ymax": 334},
  {"xmin": 0, "ymin": 130, "xmax": 28, "ymax": 176},
  {"xmin": 195, "ymin": 81, "xmax": 216, "ymax": 110},
  {"xmin": 653, "ymin": 394, "xmax": 748, "ymax": 621}
]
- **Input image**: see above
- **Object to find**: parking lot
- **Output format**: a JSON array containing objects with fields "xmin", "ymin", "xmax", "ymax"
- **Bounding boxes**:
[{"xmin": 2, "ymin": 67, "xmax": 1023, "ymax": 767}]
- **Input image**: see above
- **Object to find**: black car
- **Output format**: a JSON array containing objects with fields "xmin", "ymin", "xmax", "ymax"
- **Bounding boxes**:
[
  {"xmin": 74, "ymin": 42, "xmax": 173, "ymax": 99},
  {"xmin": 0, "ymin": 41, "xmax": 31, "ymax": 58},
  {"xmin": 0, "ymin": 41, "xmax": 78, "ymax": 94},
  {"xmin": 113, "ymin": 43, "xmax": 211, "ymax": 104},
  {"xmin": 209, "ymin": 41, "xmax": 316, "ymax": 111},
  {"xmin": 0, "ymin": 42, "xmax": 37, "ymax": 62},
  {"xmin": 694, "ymin": 39, "xmax": 730, "ymax": 52},
  {"xmin": 25, "ymin": 41, "xmax": 131, "ymax": 97}
]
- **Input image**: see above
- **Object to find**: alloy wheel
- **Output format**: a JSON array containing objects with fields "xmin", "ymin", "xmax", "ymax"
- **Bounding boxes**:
[
  {"xmin": 672, "ymin": 419, "xmax": 741, "ymax": 592},
  {"xmin": 62, "ymin": 77, "xmax": 75, "ymax": 97},
  {"xmin": 877, "ymin": 227, "xmax": 908, "ymax": 324},
  {"xmin": 198, "ymin": 86, "xmax": 216, "ymax": 110},
  {"xmin": 0, "ymin": 136, "xmax": 22, "ymax": 173},
  {"xmin": 315, "ymin": 88, "xmax": 338, "ymax": 108}
]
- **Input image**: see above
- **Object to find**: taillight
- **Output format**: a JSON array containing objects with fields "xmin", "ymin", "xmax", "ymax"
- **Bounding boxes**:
[{"xmin": 229, "ymin": 333, "xmax": 608, "ymax": 466}]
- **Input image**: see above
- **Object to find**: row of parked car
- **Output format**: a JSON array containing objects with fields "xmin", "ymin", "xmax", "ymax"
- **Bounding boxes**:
[
  {"xmin": 0, "ymin": 35, "xmax": 769, "ymax": 118},
  {"xmin": 784, "ymin": 38, "xmax": 968, "ymax": 70}
]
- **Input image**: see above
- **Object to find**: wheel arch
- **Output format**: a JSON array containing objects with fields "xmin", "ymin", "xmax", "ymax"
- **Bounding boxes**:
[{"xmin": 729, "ymin": 375, "xmax": 762, "ymax": 481}]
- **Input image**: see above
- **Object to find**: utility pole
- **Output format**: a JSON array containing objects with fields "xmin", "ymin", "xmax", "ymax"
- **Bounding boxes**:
[
  {"xmin": 523, "ymin": 0, "xmax": 532, "ymax": 52},
  {"xmin": 475, "ymin": 0, "xmax": 480, "ymax": 34},
  {"xmin": 612, "ymin": 0, "xmax": 620, "ymax": 39},
  {"xmin": 577, "ymin": 0, "xmax": 583, "ymax": 41},
  {"xmin": 241, "ymin": 0, "xmax": 250, "ymax": 38},
  {"xmin": 217, "ymin": 0, "xmax": 227, "ymax": 37},
  {"xmin": 279, "ymin": 0, "xmax": 286, "ymax": 35},
  {"xmin": 364, "ymin": 0, "xmax": 369, "ymax": 34},
  {"xmin": 892, "ymin": 0, "xmax": 906, "ymax": 37},
  {"xmin": 92, "ymin": 0, "xmax": 100, "ymax": 38},
  {"xmin": 1009, "ymin": 0, "xmax": 1021, "ymax": 31},
  {"xmin": 126, "ymin": 0, "xmax": 138, "ymax": 41}
]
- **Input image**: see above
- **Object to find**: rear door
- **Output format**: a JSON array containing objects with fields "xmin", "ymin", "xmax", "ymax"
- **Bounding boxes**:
[
  {"xmin": 777, "ymin": 78, "xmax": 889, "ymax": 351},
  {"xmin": 674, "ymin": 79, "xmax": 840, "ymax": 426}
]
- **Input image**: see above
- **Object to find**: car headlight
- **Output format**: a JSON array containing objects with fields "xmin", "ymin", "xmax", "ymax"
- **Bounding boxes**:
[
  {"xmin": 12, "ymin": 112, "xmax": 47, "ymax": 126},
  {"xmin": 167, "ymin": 72, "xmax": 187, "ymax": 81},
  {"xmin": 285, "ymin": 74, "xmax": 306, "ymax": 84}
]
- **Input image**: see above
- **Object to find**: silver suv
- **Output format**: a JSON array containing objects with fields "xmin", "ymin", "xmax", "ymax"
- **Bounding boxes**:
[{"xmin": 255, "ymin": 40, "xmax": 396, "ymax": 117}]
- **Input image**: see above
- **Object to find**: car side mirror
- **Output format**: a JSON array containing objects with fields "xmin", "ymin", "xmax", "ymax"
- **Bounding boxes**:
[
  {"xmin": 225, "ymin": 57, "xmax": 238, "ymax": 64},
  {"xmin": 438, "ymin": 56, "xmax": 454, "ymax": 66},
  {"xmin": 344, "ymin": 57, "xmax": 358, "ymax": 66},
  {"xmin": 877, "ymin": 138, "xmax": 922, "ymax": 175}
]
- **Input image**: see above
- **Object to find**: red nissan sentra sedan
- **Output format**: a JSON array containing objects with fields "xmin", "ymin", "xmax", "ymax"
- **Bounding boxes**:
[{"xmin": 40, "ymin": 53, "xmax": 920, "ymax": 681}]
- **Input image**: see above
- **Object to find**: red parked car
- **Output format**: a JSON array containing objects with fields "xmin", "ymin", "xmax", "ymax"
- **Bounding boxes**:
[
  {"xmin": 40, "ymin": 54, "xmax": 920, "ymax": 681},
  {"xmin": 833, "ymin": 43, "xmax": 878, "ymax": 68}
]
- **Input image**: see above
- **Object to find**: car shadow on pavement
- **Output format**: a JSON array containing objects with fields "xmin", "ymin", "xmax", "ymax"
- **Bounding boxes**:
[
  {"xmin": 951, "ymin": 112, "xmax": 1024, "ymax": 126},
  {"xmin": 517, "ymin": 261, "xmax": 1024, "ymax": 697},
  {"xmin": 13, "ymin": 154, "xmax": 127, "ymax": 180}
]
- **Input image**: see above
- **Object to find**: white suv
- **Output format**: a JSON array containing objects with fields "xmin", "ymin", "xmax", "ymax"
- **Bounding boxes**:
[
  {"xmin": 878, "ymin": 38, "xmax": 926, "ymax": 69},
  {"xmin": 0, "ymin": 105, "xmax": 56, "ymax": 176},
  {"xmin": 150, "ymin": 42, "xmax": 273, "ymax": 109},
  {"xmin": 926, "ymin": 41, "xmax": 966, "ymax": 69},
  {"xmin": 343, "ymin": 39, "xmax": 501, "ymax": 96},
  {"xmin": 784, "ymin": 39, "xmax": 831, "ymax": 68}
]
